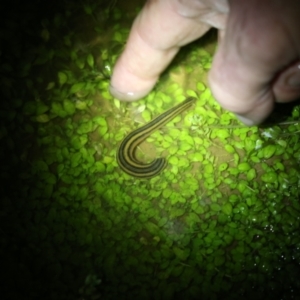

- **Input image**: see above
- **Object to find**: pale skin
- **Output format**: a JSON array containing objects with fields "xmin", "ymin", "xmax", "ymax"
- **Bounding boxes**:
[{"xmin": 110, "ymin": 0, "xmax": 300, "ymax": 125}]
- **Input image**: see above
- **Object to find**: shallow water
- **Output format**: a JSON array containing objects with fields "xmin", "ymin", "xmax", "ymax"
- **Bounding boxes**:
[{"xmin": 1, "ymin": 1, "xmax": 300, "ymax": 299}]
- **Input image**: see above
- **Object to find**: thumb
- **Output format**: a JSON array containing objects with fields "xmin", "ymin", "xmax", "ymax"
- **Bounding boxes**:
[{"xmin": 209, "ymin": 0, "xmax": 300, "ymax": 125}]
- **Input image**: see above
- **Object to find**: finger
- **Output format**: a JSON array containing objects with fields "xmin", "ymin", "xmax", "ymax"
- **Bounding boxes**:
[
  {"xmin": 110, "ymin": 0, "xmax": 211, "ymax": 101},
  {"xmin": 209, "ymin": 0, "xmax": 300, "ymax": 125},
  {"xmin": 273, "ymin": 60, "xmax": 300, "ymax": 103}
]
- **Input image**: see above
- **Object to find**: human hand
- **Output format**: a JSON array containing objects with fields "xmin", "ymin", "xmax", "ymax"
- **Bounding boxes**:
[
  {"xmin": 110, "ymin": 0, "xmax": 228, "ymax": 100},
  {"xmin": 110, "ymin": 0, "xmax": 300, "ymax": 125}
]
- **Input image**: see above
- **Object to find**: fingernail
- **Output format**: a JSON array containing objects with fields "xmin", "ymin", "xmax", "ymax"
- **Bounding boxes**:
[
  {"xmin": 109, "ymin": 85, "xmax": 152, "ymax": 102},
  {"xmin": 235, "ymin": 114, "xmax": 255, "ymax": 126},
  {"xmin": 287, "ymin": 64, "xmax": 300, "ymax": 87}
]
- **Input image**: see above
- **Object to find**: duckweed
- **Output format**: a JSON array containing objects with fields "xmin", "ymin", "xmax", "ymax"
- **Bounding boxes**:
[{"xmin": 1, "ymin": 1, "xmax": 300, "ymax": 300}]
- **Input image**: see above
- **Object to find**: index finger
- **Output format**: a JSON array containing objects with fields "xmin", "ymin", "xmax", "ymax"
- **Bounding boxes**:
[{"xmin": 110, "ymin": 0, "xmax": 213, "ymax": 101}]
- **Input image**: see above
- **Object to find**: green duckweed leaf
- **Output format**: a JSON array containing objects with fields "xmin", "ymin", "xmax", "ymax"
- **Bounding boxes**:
[
  {"xmin": 214, "ymin": 254, "xmax": 225, "ymax": 267},
  {"xmin": 34, "ymin": 114, "xmax": 50, "ymax": 123},
  {"xmin": 98, "ymin": 126, "xmax": 108, "ymax": 136},
  {"xmin": 58, "ymin": 71, "xmax": 68, "ymax": 86},
  {"xmin": 238, "ymin": 162, "xmax": 251, "ymax": 172},
  {"xmin": 169, "ymin": 156, "xmax": 179, "ymax": 165},
  {"xmin": 51, "ymin": 102, "xmax": 67, "ymax": 118},
  {"xmin": 206, "ymin": 110, "xmax": 218, "ymax": 119},
  {"xmin": 75, "ymin": 57, "xmax": 85, "ymax": 69},
  {"xmin": 170, "ymin": 165, "xmax": 179, "ymax": 176},
  {"xmin": 261, "ymin": 171, "xmax": 277, "ymax": 183},
  {"xmin": 181, "ymin": 134, "xmax": 194, "ymax": 146},
  {"xmin": 92, "ymin": 116, "xmax": 107, "ymax": 127},
  {"xmin": 162, "ymin": 188, "xmax": 172, "ymax": 198},
  {"xmin": 204, "ymin": 163, "xmax": 213, "ymax": 176},
  {"xmin": 63, "ymin": 99, "xmax": 76, "ymax": 115},
  {"xmin": 237, "ymin": 180, "xmax": 248, "ymax": 193},
  {"xmin": 169, "ymin": 128, "xmax": 180, "ymax": 138},
  {"xmin": 103, "ymin": 156, "xmax": 114, "ymax": 164},
  {"xmin": 216, "ymin": 129, "xmax": 230, "ymax": 140},
  {"xmin": 32, "ymin": 160, "xmax": 49, "ymax": 173},
  {"xmin": 94, "ymin": 117, "xmax": 108, "ymax": 136},
  {"xmin": 224, "ymin": 144, "xmax": 235, "ymax": 153},
  {"xmin": 247, "ymin": 168, "xmax": 257, "ymax": 181},
  {"xmin": 244, "ymin": 139, "xmax": 255, "ymax": 152},
  {"xmin": 75, "ymin": 100, "xmax": 88, "ymax": 110},
  {"xmin": 186, "ymin": 212, "xmax": 201, "ymax": 225},
  {"xmin": 77, "ymin": 120, "xmax": 94, "ymax": 134},
  {"xmin": 185, "ymin": 177, "xmax": 199, "ymax": 190},
  {"xmin": 93, "ymin": 161, "xmax": 106, "ymax": 173},
  {"xmin": 255, "ymin": 139, "xmax": 263, "ymax": 150},
  {"xmin": 142, "ymin": 110, "xmax": 151, "ymax": 122},
  {"xmin": 233, "ymin": 153, "xmax": 239, "ymax": 165},
  {"xmin": 191, "ymin": 152, "xmax": 203, "ymax": 162},
  {"xmin": 276, "ymin": 139, "xmax": 287, "ymax": 148},
  {"xmin": 70, "ymin": 152, "xmax": 82, "ymax": 168},
  {"xmin": 36, "ymin": 102, "xmax": 49, "ymax": 115},
  {"xmin": 237, "ymin": 203, "xmax": 249, "ymax": 216},
  {"xmin": 186, "ymin": 90, "xmax": 197, "ymax": 97},
  {"xmin": 70, "ymin": 82, "xmax": 86, "ymax": 94},
  {"xmin": 222, "ymin": 202, "xmax": 233, "ymax": 215},
  {"xmin": 250, "ymin": 156, "xmax": 260, "ymax": 163},
  {"xmin": 218, "ymin": 163, "xmax": 228, "ymax": 172},
  {"xmin": 144, "ymin": 221, "xmax": 160, "ymax": 234},
  {"xmin": 179, "ymin": 142, "xmax": 192, "ymax": 151},
  {"xmin": 34, "ymin": 48, "xmax": 54, "ymax": 65},
  {"xmin": 286, "ymin": 206, "xmax": 300, "ymax": 219},
  {"xmin": 173, "ymin": 247, "xmax": 190, "ymax": 261},
  {"xmin": 170, "ymin": 208, "xmax": 185, "ymax": 218},
  {"xmin": 23, "ymin": 101, "xmax": 36, "ymax": 115},
  {"xmin": 211, "ymin": 203, "xmax": 221, "ymax": 212},
  {"xmin": 193, "ymin": 204, "xmax": 204, "ymax": 215},
  {"xmin": 274, "ymin": 161, "xmax": 284, "ymax": 171},
  {"xmin": 87, "ymin": 53, "xmax": 94, "ymax": 68},
  {"xmin": 158, "ymin": 217, "xmax": 168, "ymax": 228},
  {"xmin": 70, "ymin": 135, "xmax": 88, "ymax": 149},
  {"xmin": 196, "ymin": 82, "xmax": 206, "ymax": 92},
  {"xmin": 260, "ymin": 144, "xmax": 277, "ymax": 159},
  {"xmin": 46, "ymin": 82, "xmax": 55, "ymax": 90},
  {"xmin": 223, "ymin": 234, "xmax": 233, "ymax": 245}
]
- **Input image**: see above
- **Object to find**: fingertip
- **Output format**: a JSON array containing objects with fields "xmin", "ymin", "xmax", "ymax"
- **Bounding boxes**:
[
  {"xmin": 234, "ymin": 114, "xmax": 257, "ymax": 126},
  {"xmin": 209, "ymin": 69, "xmax": 273, "ymax": 126},
  {"xmin": 109, "ymin": 84, "xmax": 153, "ymax": 102},
  {"xmin": 274, "ymin": 61, "xmax": 300, "ymax": 103},
  {"xmin": 234, "ymin": 96, "xmax": 274, "ymax": 126}
]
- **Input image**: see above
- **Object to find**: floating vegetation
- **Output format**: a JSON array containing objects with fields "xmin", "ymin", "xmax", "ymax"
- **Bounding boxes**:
[{"xmin": 1, "ymin": 0, "xmax": 300, "ymax": 299}]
